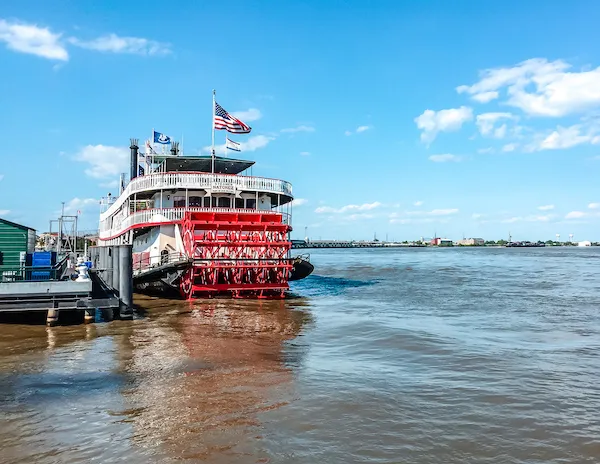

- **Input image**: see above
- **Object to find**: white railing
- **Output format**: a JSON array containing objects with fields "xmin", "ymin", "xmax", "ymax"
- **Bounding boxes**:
[
  {"xmin": 99, "ymin": 207, "xmax": 290, "ymax": 240},
  {"xmin": 100, "ymin": 172, "xmax": 293, "ymax": 221}
]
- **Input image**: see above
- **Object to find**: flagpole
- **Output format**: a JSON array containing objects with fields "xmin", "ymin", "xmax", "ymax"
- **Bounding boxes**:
[
  {"xmin": 151, "ymin": 128, "xmax": 154, "ymax": 174},
  {"xmin": 211, "ymin": 89, "xmax": 216, "ymax": 174}
]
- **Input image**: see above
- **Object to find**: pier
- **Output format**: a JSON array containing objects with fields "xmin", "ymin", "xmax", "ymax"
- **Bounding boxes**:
[{"xmin": 0, "ymin": 245, "xmax": 133, "ymax": 326}]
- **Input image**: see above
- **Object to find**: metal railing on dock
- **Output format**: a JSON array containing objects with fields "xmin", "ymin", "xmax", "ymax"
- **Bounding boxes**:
[{"xmin": 0, "ymin": 256, "xmax": 69, "ymax": 283}]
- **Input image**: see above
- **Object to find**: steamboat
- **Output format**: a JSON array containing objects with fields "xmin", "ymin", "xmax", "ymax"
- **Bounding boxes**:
[{"xmin": 98, "ymin": 97, "xmax": 313, "ymax": 299}]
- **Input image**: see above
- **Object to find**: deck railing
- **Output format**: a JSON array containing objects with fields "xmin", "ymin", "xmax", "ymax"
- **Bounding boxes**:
[
  {"xmin": 101, "ymin": 172, "xmax": 293, "ymax": 220},
  {"xmin": 99, "ymin": 207, "xmax": 290, "ymax": 240}
]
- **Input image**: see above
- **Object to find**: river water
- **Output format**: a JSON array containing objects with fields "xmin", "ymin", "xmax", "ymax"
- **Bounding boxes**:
[{"xmin": 1, "ymin": 247, "xmax": 599, "ymax": 463}]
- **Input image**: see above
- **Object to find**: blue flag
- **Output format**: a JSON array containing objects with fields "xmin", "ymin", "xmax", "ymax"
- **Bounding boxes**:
[{"xmin": 153, "ymin": 131, "xmax": 171, "ymax": 144}]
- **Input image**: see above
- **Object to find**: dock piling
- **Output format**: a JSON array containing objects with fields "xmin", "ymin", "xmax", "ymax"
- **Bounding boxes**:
[
  {"xmin": 118, "ymin": 244, "xmax": 133, "ymax": 320},
  {"xmin": 46, "ymin": 309, "xmax": 59, "ymax": 326},
  {"xmin": 111, "ymin": 245, "xmax": 120, "ymax": 296},
  {"xmin": 105, "ymin": 247, "xmax": 114, "ymax": 288}
]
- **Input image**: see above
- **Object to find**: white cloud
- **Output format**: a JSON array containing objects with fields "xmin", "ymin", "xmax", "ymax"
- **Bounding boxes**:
[
  {"xmin": 0, "ymin": 18, "xmax": 68, "ymax": 60},
  {"xmin": 281, "ymin": 125, "xmax": 315, "ymax": 133},
  {"xmin": 235, "ymin": 135, "xmax": 274, "ymax": 151},
  {"xmin": 206, "ymin": 135, "xmax": 275, "ymax": 155},
  {"xmin": 429, "ymin": 154, "xmax": 462, "ymax": 162},
  {"xmin": 471, "ymin": 91, "xmax": 499, "ymax": 103},
  {"xmin": 475, "ymin": 112, "xmax": 515, "ymax": 138},
  {"xmin": 291, "ymin": 198, "xmax": 308, "ymax": 207},
  {"xmin": 566, "ymin": 211, "xmax": 587, "ymax": 219},
  {"xmin": 457, "ymin": 58, "xmax": 600, "ymax": 117},
  {"xmin": 75, "ymin": 144, "xmax": 129, "ymax": 179},
  {"xmin": 68, "ymin": 33, "xmax": 170, "ymax": 55},
  {"xmin": 537, "ymin": 125, "xmax": 599, "ymax": 150},
  {"xmin": 494, "ymin": 124, "xmax": 507, "ymax": 139},
  {"xmin": 300, "ymin": 151, "xmax": 310, "ymax": 156},
  {"xmin": 0, "ymin": 209, "xmax": 10, "ymax": 216},
  {"xmin": 406, "ymin": 208, "xmax": 459, "ymax": 216},
  {"xmin": 477, "ymin": 147, "xmax": 494, "ymax": 154},
  {"xmin": 344, "ymin": 125, "xmax": 372, "ymax": 136},
  {"xmin": 346, "ymin": 213, "xmax": 374, "ymax": 221},
  {"xmin": 414, "ymin": 106, "xmax": 473, "ymax": 144},
  {"xmin": 62, "ymin": 197, "xmax": 99, "ymax": 215},
  {"xmin": 413, "ymin": 201, "xmax": 424, "ymax": 207},
  {"xmin": 502, "ymin": 143, "xmax": 518, "ymax": 152},
  {"xmin": 0, "ymin": 18, "xmax": 172, "ymax": 61},
  {"xmin": 589, "ymin": 203, "xmax": 600, "ymax": 209},
  {"xmin": 315, "ymin": 202, "xmax": 381, "ymax": 214},
  {"xmin": 538, "ymin": 204, "xmax": 555, "ymax": 211},
  {"xmin": 231, "ymin": 108, "xmax": 262, "ymax": 122},
  {"xmin": 472, "ymin": 213, "xmax": 483, "ymax": 219},
  {"xmin": 0, "ymin": 174, "xmax": 4, "ymax": 181}
]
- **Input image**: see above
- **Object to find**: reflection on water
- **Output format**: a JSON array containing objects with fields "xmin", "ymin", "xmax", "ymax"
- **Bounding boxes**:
[
  {"xmin": 119, "ymin": 298, "xmax": 312, "ymax": 461},
  {"xmin": 0, "ymin": 297, "xmax": 312, "ymax": 463},
  {"xmin": 1, "ymin": 247, "xmax": 600, "ymax": 463}
]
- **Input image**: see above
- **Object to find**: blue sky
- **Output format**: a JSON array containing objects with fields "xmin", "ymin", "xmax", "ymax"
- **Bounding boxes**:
[{"xmin": 1, "ymin": 0, "xmax": 600, "ymax": 241}]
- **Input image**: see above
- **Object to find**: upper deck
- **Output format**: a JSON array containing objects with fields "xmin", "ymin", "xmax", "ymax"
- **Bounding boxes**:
[
  {"xmin": 100, "ymin": 170, "xmax": 293, "ymax": 220},
  {"xmin": 98, "ymin": 151, "xmax": 294, "ymax": 241}
]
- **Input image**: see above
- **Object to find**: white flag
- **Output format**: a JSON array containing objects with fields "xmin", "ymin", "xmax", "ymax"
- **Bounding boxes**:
[{"xmin": 226, "ymin": 137, "xmax": 241, "ymax": 152}]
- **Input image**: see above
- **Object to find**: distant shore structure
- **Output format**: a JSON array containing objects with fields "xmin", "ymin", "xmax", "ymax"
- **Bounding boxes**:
[{"xmin": 292, "ymin": 237, "xmax": 598, "ymax": 249}]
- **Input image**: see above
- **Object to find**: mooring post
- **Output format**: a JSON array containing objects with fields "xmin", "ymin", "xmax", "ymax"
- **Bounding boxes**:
[
  {"xmin": 118, "ymin": 244, "xmax": 133, "ymax": 320},
  {"xmin": 112, "ymin": 245, "xmax": 120, "ymax": 296},
  {"xmin": 46, "ymin": 308, "xmax": 59, "ymax": 326}
]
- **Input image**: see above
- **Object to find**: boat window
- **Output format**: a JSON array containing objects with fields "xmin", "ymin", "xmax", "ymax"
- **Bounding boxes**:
[
  {"xmin": 173, "ymin": 196, "xmax": 186, "ymax": 207},
  {"xmin": 211, "ymin": 197, "xmax": 218, "ymax": 207},
  {"xmin": 235, "ymin": 198, "xmax": 244, "ymax": 209},
  {"xmin": 246, "ymin": 199, "xmax": 256, "ymax": 209},
  {"xmin": 218, "ymin": 197, "xmax": 230, "ymax": 208},
  {"xmin": 203, "ymin": 197, "xmax": 211, "ymax": 207},
  {"xmin": 189, "ymin": 196, "xmax": 202, "ymax": 207}
]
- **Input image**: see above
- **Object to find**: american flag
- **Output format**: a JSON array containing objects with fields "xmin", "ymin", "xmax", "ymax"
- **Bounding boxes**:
[{"xmin": 214, "ymin": 102, "xmax": 252, "ymax": 134}]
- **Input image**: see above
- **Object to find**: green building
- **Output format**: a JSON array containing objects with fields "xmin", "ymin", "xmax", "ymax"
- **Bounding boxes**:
[{"xmin": 0, "ymin": 218, "xmax": 36, "ymax": 268}]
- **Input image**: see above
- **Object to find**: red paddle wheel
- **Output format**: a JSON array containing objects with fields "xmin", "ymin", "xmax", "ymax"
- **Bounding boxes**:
[{"xmin": 179, "ymin": 211, "xmax": 292, "ymax": 299}]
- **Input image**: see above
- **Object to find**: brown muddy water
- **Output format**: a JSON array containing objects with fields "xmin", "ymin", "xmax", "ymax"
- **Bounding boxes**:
[{"xmin": 1, "ymin": 247, "xmax": 599, "ymax": 463}]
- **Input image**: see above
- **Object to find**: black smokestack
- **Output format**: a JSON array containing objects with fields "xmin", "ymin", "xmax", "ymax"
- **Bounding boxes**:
[
  {"xmin": 170, "ymin": 141, "xmax": 179, "ymax": 156},
  {"xmin": 130, "ymin": 138, "xmax": 139, "ymax": 181}
]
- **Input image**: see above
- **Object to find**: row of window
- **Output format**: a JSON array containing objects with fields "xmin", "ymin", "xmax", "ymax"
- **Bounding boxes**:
[{"xmin": 173, "ymin": 196, "xmax": 257, "ymax": 209}]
